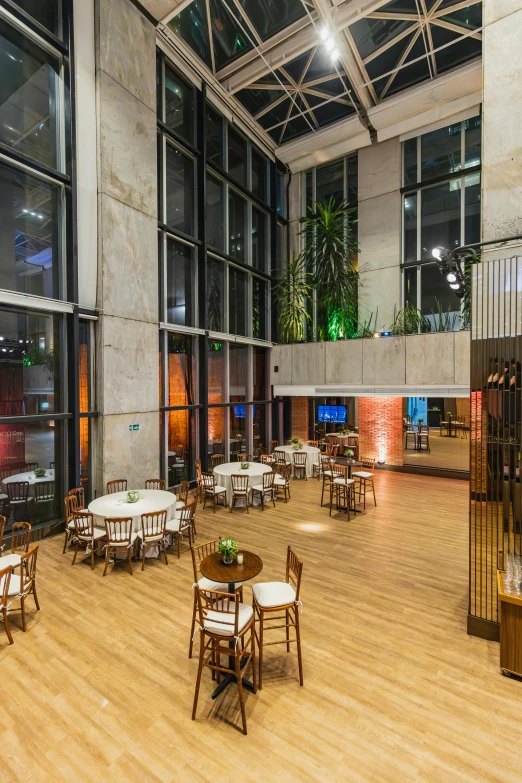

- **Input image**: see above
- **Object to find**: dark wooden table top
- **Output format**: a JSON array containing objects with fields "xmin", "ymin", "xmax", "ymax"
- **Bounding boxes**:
[{"xmin": 200, "ymin": 550, "xmax": 263, "ymax": 586}]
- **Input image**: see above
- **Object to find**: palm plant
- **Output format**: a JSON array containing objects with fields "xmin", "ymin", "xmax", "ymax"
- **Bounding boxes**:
[
  {"xmin": 273, "ymin": 254, "xmax": 312, "ymax": 344},
  {"xmin": 300, "ymin": 197, "xmax": 359, "ymax": 341},
  {"xmin": 430, "ymin": 298, "xmax": 458, "ymax": 332},
  {"xmin": 390, "ymin": 302, "xmax": 431, "ymax": 335}
]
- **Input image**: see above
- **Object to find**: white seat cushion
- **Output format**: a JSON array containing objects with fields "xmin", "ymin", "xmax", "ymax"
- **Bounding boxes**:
[
  {"xmin": 175, "ymin": 500, "xmax": 185, "ymax": 510},
  {"xmin": 108, "ymin": 531, "xmax": 138, "ymax": 545},
  {"xmin": 323, "ymin": 470, "xmax": 342, "ymax": 478},
  {"xmin": 199, "ymin": 577, "xmax": 238, "ymax": 592},
  {"xmin": 0, "ymin": 493, "xmax": 7, "ymax": 501},
  {"xmin": 204, "ymin": 601, "xmax": 253, "ymax": 636},
  {"xmin": 333, "ymin": 477, "xmax": 355, "ymax": 486},
  {"xmin": 0, "ymin": 572, "xmax": 22, "ymax": 597},
  {"xmin": 78, "ymin": 528, "xmax": 107, "ymax": 542},
  {"xmin": 165, "ymin": 518, "xmax": 189, "ymax": 534},
  {"xmin": 274, "ymin": 475, "xmax": 287, "ymax": 485},
  {"xmin": 250, "ymin": 484, "xmax": 273, "ymax": 493},
  {"xmin": 205, "ymin": 485, "xmax": 227, "ymax": 494},
  {"xmin": 0, "ymin": 553, "xmax": 21, "ymax": 568},
  {"xmin": 352, "ymin": 471, "xmax": 373, "ymax": 479},
  {"xmin": 137, "ymin": 530, "xmax": 164, "ymax": 542},
  {"xmin": 67, "ymin": 519, "xmax": 76, "ymax": 530},
  {"xmin": 252, "ymin": 581, "xmax": 296, "ymax": 609}
]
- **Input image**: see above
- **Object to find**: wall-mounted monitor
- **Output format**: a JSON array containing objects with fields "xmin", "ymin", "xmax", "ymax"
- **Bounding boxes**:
[
  {"xmin": 233, "ymin": 405, "xmax": 256, "ymax": 419},
  {"xmin": 317, "ymin": 404, "xmax": 347, "ymax": 424}
]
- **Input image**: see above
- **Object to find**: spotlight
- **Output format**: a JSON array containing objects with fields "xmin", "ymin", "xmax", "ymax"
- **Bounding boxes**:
[
  {"xmin": 432, "ymin": 246, "xmax": 444, "ymax": 261},
  {"xmin": 319, "ymin": 25, "xmax": 330, "ymax": 42},
  {"xmin": 446, "ymin": 272, "xmax": 457, "ymax": 283},
  {"xmin": 330, "ymin": 47, "xmax": 340, "ymax": 61},
  {"xmin": 373, "ymin": 332, "xmax": 380, "ymax": 338},
  {"xmin": 449, "ymin": 282, "xmax": 461, "ymax": 290}
]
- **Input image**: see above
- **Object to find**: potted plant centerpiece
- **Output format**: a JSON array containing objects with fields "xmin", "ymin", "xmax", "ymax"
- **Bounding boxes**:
[
  {"xmin": 127, "ymin": 490, "xmax": 141, "ymax": 503},
  {"xmin": 344, "ymin": 448, "xmax": 354, "ymax": 463},
  {"xmin": 219, "ymin": 537, "xmax": 239, "ymax": 565},
  {"xmin": 34, "ymin": 468, "xmax": 46, "ymax": 478},
  {"xmin": 290, "ymin": 437, "xmax": 303, "ymax": 450},
  {"xmin": 240, "ymin": 461, "xmax": 250, "ymax": 469}
]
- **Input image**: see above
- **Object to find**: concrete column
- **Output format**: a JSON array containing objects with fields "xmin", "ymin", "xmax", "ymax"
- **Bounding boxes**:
[
  {"xmin": 482, "ymin": 0, "xmax": 522, "ymax": 257},
  {"xmin": 357, "ymin": 138, "xmax": 402, "ymax": 332},
  {"xmin": 95, "ymin": 0, "xmax": 159, "ymax": 491},
  {"xmin": 288, "ymin": 173, "xmax": 302, "ymax": 259}
]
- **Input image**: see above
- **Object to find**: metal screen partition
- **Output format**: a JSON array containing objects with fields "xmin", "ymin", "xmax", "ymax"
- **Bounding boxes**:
[{"xmin": 470, "ymin": 257, "xmax": 522, "ymax": 640}]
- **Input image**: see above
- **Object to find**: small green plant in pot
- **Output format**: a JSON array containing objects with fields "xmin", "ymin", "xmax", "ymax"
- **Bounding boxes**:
[
  {"xmin": 219, "ymin": 537, "xmax": 239, "ymax": 565},
  {"xmin": 290, "ymin": 437, "xmax": 303, "ymax": 450},
  {"xmin": 34, "ymin": 468, "xmax": 46, "ymax": 478},
  {"xmin": 344, "ymin": 448, "xmax": 354, "ymax": 461}
]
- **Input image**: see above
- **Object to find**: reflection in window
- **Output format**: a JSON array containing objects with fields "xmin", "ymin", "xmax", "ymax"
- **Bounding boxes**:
[
  {"xmin": 252, "ymin": 207, "xmax": 267, "ymax": 271},
  {"xmin": 403, "ymin": 193, "xmax": 417, "ymax": 262},
  {"xmin": 251, "ymin": 149, "xmax": 267, "ymax": 201},
  {"xmin": 79, "ymin": 320, "xmax": 92, "ymax": 413},
  {"xmin": 79, "ymin": 416, "xmax": 91, "ymax": 503},
  {"xmin": 465, "ymin": 115, "xmax": 481, "ymax": 168},
  {"xmin": 403, "ymin": 137, "xmax": 417, "ymax": 186},
  {"xmin": 465, "ymin": 173, "xmax": 481, "ymax": 245},
  {"xmin": 165, "ymin": 143, "xmax": 194, "ymax": 235},
  {"xmin": 421, "ymin": 181, "xmax": 461, "ymax": 256},
  {"xmin": 206, "ymin": 257, "xmax": 224, "ymax": 332},
  {"xmin": 421, "ymin": 263, "xmax": 462, "ymax": 328},
  {"xmin": 207, "ymin": 339, "xmax": 224, "ymax": 404},
  {"xmin": 420, "ymin": 123, "xmax": 461, "ymax": 182},
  {"xmin": 208, "ymin": 405, "xmax": 225, "ymax": 458},
  {"xmin": 0, "ymin": 307, "xmax": 61, "ymax": 415},
  {"xmin": 229, "ymin": 266, "xmax": 247, "ymax": 336},
  {"xmin": 206, "ymin": 174, "xmax": 224, "ymax": 250},
  {"xmin": 316, "ymin": 158, "xmax": 344, "ymax": 205},
  {"xmin": 404, "ymin": 266, "xmax": 417, "ymax": 309},
  {"xmin": 207, "ymin": 105, "xmax": 223, "ymax": 168},
  {"xmin": 253, "ymin": 403, "xmax": 267, "ymax": 458},
  {"xmin": 167, "ymin": 332, "xmax": 195, "ymax": 406},
  {"xmin": 274, "ymin": 221, "xmax": 286, "ymax": 277},
  {"xmin": 253, "ymin": 347, "xmax": 267, "ymax": 400},
  {"xmin": 277, "ymin": 167, "xmax": 288, "ymax": 217},
  {"xmin": 252, "ymin": 277, "xmax": 267, "ymax": 340},
  {"xmin": 167, "ymin": 408, "xmax": 196, "ymax": 484},
  {"xmin": 12, "ymin": 1, "xmax": 62, "ymax": 36},
  {"xmin": 230, "ymin": 403, "xmax": 246, "ymax": 457},
  {"xmin": 0, "ymin": 19, "xmax": 61, "ymax": 168},
  {"xmin": 228, "ymin": 127, "xmax": 247, "ymax": 187},
  {"xmin": 0, "ymin": 160, "xmax": 60, "ymax": 298},
  {"xmin": 165, "ymin": 65, "xmax": 194, "ymax": 143},
  {"xmin": 229, "ymin": 343, "xmax": 247, "ymax": 402},
  {"xmin": 228, "ymin": 190, "xmax": 246, "ymax": 262},
  {"xmin": 166, "ymin": 239, "xmax": 194, "ymax": 326}
]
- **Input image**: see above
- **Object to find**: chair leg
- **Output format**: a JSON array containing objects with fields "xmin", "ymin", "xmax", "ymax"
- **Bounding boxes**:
[
  {"xmin": 285, "ymin": 609, "xmax": 290, "ymax": 652},
  {"xmin": 21, "ymin": 595, "xmax": 26, "ymax": 631},
  {"xmin": 91, "ymin": 545, "xmax": 95, "ymax": 570},
  {"xmin": 258, "ymin": 608, "xmax": 264, "ymax": 690},
  {"xmin": 71, "ymin": 540, "xmax": 79, "ymax": 566},
  {"xmin": 189, "ymin": 593, "xmax": 197, "ymax": 658},
  {"xmin": 103, "ymin": 545, "xmax": 110, "ymax": 576},
  {"xmin": 177, "ymin": 533, "xmax": 181, "ymax": 559},
  {"xmin": 128, "ymin": 547, "xmax": 134, "ymax": 575},
  {"xmin": 295, "ymin": 606, "xmax": 304, "ymax": 686},
  {"xmin": 163, "ymin": 539, "xmax": 169, "ymax": 565},
  {"xmin": 62, "ymin": 528, "xmax": 70, "ymax": 554},
  {"xmin": 142, "ymin": 540, "xmax": 146, "ymax": 571},
  {"xmin": 251, "ymin": 628, "xmax": 257, "ymax": 694},
  {"xmin": 3, "ymin": 607, "xmax": 13, "ymax": 644},
  {"xmin": 372, "ymin": 479, "xmax": 377, "ymax": 507},
  {"xmin": 363, "ymin": 480, "xmax": 367, "ymax": 510},
  {"xmin": 192, "ymin": 633, "xmax": 205, "ymax": 721},
  {"xmin": 235, "ymin": 646, "xmax": 248, "ymax": 735},
  {"xmin": 32, "ymin": 582, "xmax": 40, "ymax": 611}
]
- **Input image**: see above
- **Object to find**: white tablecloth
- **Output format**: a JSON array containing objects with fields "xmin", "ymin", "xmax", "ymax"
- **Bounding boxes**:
[
  {"xmin": 213, "ymin": 462, "xmax": 271, "ymax": 506},
  {"xmin": 324, "ymin": 434, "xmax": 358, "ymax": 448},
  {"xmin": 273, "ymin": 446, "xmax": 319, "ymax": 478},
  {"xmin": 2, "ymin": 470, "xmax": 55, "ymax": 498},
  {"xmin": 88, "ymin": 489, "xmax": 177, "ymax": 533}
]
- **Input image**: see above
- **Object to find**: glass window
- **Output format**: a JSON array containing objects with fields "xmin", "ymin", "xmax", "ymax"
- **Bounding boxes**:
[
  {"xmin": 237, "ymin": 0, "xmax": 306, "ymax": 41},
  {"xmin": 305, "ymin": 171, "xmax": 313, "ymax": 214},
  {"xmin": 253, "ymin": 347, "xmax": 267, "ymax": 400},
  {"xmin": 165, "ymin": 142, "xmax": 194, "ymax": 235},
  {"xmin": 229, "ymin": 267, "xmax": 247, "ymax": 336},
  {"xmin": 403, "ymin": 193, "xmax": 417, "ymax": 262},
  {"xmin": 316, "ymin": 159, "xmax": 344, "ymax": 205},
  {"xmin": 420, "ymin": 263, "xmax": 461, "ymax": 324},
  {"xmin": 252, "ymin": 277, "xmax": 268, "ymax": 340},
  {"xmin": 0, "ymin": 19, "xmax": 62, "ymax": 169},
  {"xmin": 167, "ymin": 408, "xmax": 196, "ymax": 484},
  {"xmin": 230, "ymin": 404, "xmax": 246, "ymax": 457},
  {"xmin": 0, "ymin": 306, "xmax": 62, "ymax": 415},
  {"xmin": 206, "ymin": 256, "xmax": 224, "ymax": 332},
  {"xmin": 206, "ymin": 174, "xmax": 224, "ymax": 250},
  {"xmin": 253, "ymin": 403, "xmax": 267, "ymax": 457},
  {"xmin": 164, "ymin": 65, "xmax": 194, "ymax": 143},
  {"xmin": 229, "ymin": 343, "xmax": 247, "ymax": 402},
  {"xmin": 228, "ymin": 127, "xmax": 247, "ymax": 187},
  {"xmin": 252, "ymin": 207, "xmax": 267, "ymax": 272},
  {"xmin": 347, "ymin": 154, "xmax": 358, "ymax": 206},
  {"xmin": 12, "ymin": 1, "xmax": 62, "ymax": 36},
  {"xmin": 228, "ymin": 190, "xmax": 246, "ymax": 262},
  {"xmin": 167, "ymin": 332, "xmax": 195, "ymax": 407},
  {"xmin": 420, "ymin": 181, "xmax": 461, "ymax": 258},
  {"xmin": 79, "ymin": 416, "xmax": 91, "ymax": 503},
  {"xmin": 277, "ymin": 167, "xmax": 288, "ymax": 217},
  {"xmin": 465, "ymin": 173, "xmax": 481, "ymax": 245},
  {"xmin": 465, "ymin": 115, "xmax": 481, "ymax": 169},
  {"xmin": 403, "ymin": 137, "xmax": 417, "ymax": 186},
  {"xmin": 208, "ymin": 405, "xmax": 225, "ymax": 457},
  {"xmin": 251, "ymin": 149, "xmax": 267, "ymax": 202},
  {"xmin": 79, "ymin": 320, "xmax": 92, "ymax": 414},
  {"xmin": 0, "ymin": 160, "xmax": 61, "ymax": 299},
  {"xmin": 207, "ymin": 339, "xmax": 224, "ymax": 404},
  {"xmin": 207, "ymin": 105, "xmax": 223, "ymax": 168},
  {"xmin": 420, "ymin": 123, "xmax": 462, "ymax": 182},
  {"xmin": 274, "ymin": 221, "xmax": 286, "ymax": 277},
  {"xmin": 166, "ymin": 238, "xmax": 194, "ymax": 327},
  {"xmin": 404, "ymin": 266, "xmax": 417, "ymax": 309}
]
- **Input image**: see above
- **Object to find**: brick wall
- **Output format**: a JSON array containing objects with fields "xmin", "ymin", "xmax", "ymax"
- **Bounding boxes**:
[
  {"xmin": 471, "ymin": 391, "xmax": 487, "ymax": 494},
  {"xmin": 358, "ymin": 397, "xmax": 404, "ymax": 466},
  {"xmin": 291, "ymin": 397, "xmax": 309, "ymax": 442},
  {"xmin": 456, "ymin": 397, "xmax": 471, "ymax": 424}
]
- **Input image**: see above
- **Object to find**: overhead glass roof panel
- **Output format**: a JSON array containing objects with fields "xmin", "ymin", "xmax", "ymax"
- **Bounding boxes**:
[
  {"xmin": 237, "ymin": 0, "xmax": 308, "ymax": 41},
  {"xmin": 430, "ymin": 24, "xmax": 482, "ymax": 73},
  {"xmin": 235, "ymin": 86, "xmax": 287, "ymax": 116},
  {"xmin": 210, "ymin": 0, "xmax": 254, "ymax": 71},
  {"xmin": 169, "ymin": 0, "xmax": 212, "ymax": 69},
  {"xmin": 350, "ymin": 17, "xmax": 414, "ymax": 61},
  {"xmin": 439, "ymin": 4, "xmax": 482, "ymax": 29}
]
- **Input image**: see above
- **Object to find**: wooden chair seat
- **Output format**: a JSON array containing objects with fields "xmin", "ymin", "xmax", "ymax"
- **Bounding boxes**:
[
  {"xmin": 204, "ymin": 600, "xmax": 253, "ymax": 636},
  {"xmin": 109, "ymin": 531, "xmax": 138, "ymax": 545},
  {"xmin": 198, "ymin": 576, "xmax": 239, "ymax": 592},
  {"xmin": 252, "ymin": 581, "xmax": 295, "ymax": 609},
  {"xmin": 351, "ymin": 470, "xmax": 373, "ymax": 479},
  {"xmin": 136, "ymin": 529, "xmax": 164, "ymax": 542},
  {"xmin": 0, "ymin": 553, "xmax": 22, "ymax": 569}
]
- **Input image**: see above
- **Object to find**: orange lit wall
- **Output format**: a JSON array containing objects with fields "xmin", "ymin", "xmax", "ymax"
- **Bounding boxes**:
[
  {"xmin": 358, "ymin": 397, "xmax": 403, "ymax": 466},
  {"xmin": 79, "ymin": 344, "xmax": 89, "ymax": 480},
  {"xmin": 456, "ymin": 397, "xmax": 471, "ymax": 423},
  {"xmin": 208, "ymin": 353, "xmax": 224, "ymax": 443},
  {"xmin": 168, "ymin": 353, "xmax": 189, "ymax": 448},
  {"xmin": 291, "ymin": 397, "xmax": 309, "ymax": 442},
  {"xmin": 471, "ymin": 391, "xmax": 487, "ymax": 495}
]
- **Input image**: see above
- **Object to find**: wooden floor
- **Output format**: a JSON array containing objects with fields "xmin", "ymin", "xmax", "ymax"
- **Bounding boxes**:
[
  {"xmin": 1, "ymin": 472, "xmax": 520, "ymax": 782},
  {"xmin": 404, "ymin": 429, "xmax": 470, "ymax": 471}
]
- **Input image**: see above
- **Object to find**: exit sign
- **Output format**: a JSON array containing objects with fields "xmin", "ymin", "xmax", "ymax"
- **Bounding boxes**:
[{"xmin": 128, "ymin": 424, "xmax": 140, "ymax": 431}]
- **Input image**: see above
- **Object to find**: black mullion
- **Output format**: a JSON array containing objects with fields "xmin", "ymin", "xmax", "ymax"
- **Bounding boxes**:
[
  {"xmin": 210, "ymin": 250, "xmax": 274, "ymax": 282},
  {"xmin": 401, "ymin": 165, "xmax": 481, "ymax": 195},
  {"xmin": 197, "ymin": 85, "xmax": 209, "ymax": 471},
  {"xmin": 0, "ymin": 413, "xmax": 73, "ymax": 424},
  {"xmin": 161, "ymin": 404, "xmax": 204, "ymax": 412},
  {"xmin": 158, "ymin": 222, "xmax": 202, "ymax": 246},
  {"xmin": 0, "ymin": 141, "xmax": 70, "ymax": 184},
  {"xmin": 67, "ymin": 308, "xmax": 80, "ymax": 489},
  {"xmin": 157, "ymin": 119, "xmax": 201, "ymax": 157},
  {"xmin": 207, "ymin": 159, "xmax": 278, "ymax": 215},
  {"xmin": 270, "ymin": 158, "xmax": 277, "ymax": 341}
]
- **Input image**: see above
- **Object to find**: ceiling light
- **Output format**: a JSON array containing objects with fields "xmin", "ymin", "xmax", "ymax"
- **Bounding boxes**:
[
  {"xmin": 330, "ymin": 47, "xmax": 340, "ymax": 61},
  {"xmin": 319, "ymin": 25, "xmax": 330, "ymax": 42}
]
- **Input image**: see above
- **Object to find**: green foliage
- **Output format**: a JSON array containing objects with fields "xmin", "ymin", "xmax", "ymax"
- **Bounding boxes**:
[
  {"xmin": 390, "ymin": 303, "xmax": 431, "ymax": 335},
  {"xmin": 430, "ymin": 299, "xmax": 458, "ymax": 332},
  {"xmin": 290, "ymin": 437, "xmax": 303, "ymax": 448},
  {"xmin": 356, "ymin": 310, "xmax": 378, "ymax": 338},
  {"xmin": 461, "ymin": 252, "xmax": 481, "ymax": 330},
  {"xmin": 273, "ymin": 254, "xmax": 312, "ymax": 344},
  {"xmin": 22, "ymin": 345, "xmax": 55, "ymax": 371},
  {"xmin": 218, "ymin": 537, "xmax": 239, "ymax": 559}
]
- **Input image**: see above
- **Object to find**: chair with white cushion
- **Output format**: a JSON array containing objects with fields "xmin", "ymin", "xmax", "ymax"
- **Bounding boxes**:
[
  {"xmin": 107, "ymin": 479, "xmax": 127, "ymax": 494},
  {"xmin": 201, "ymin": 472, "xmax": 227, "ymax": 513},
  {"xmin": 252, "ymin": 545, "xmax": 303, "ymax": 690},
  {"xmin": 68, "ymin": 487, "xmax": 85, "ymax": 511},
  {"xmin": 292, "ymin": 450, "xmax": 308, "ymax": 480},
  {"xmin": 138, "ymin": 510, "xmax": 168, "ymax": 569},
  {"xmin": 274, "ymin": 462, "xmax": 292, "ymax": 503},
  {"xmin": 352, "ymin": 457, "xmax": 377, "ymax": 509},
  {"xmin": 173, "ymin": 480, "xmax": 190, "ymax": 511},
  {"xmin": 145, "ymin": 478, "xmax": 165, "ymax": 490},
  {"xmin": 7, "ymin": 481, "xmax": 32, "ymax": 522},
  {"xmin": 1, "ymin": 521, "xmax": 31, "ymax": 571},
  {"xmin": 62, "ymin": 495, "xmax": 78, "ymax": 553},
  {"xmin": 250, "ymin": 470, "xmax": 276, "ymax": 511},
  {"xmin": 320, "ymin": 459, "xmax": 342, "ymax": 507},
  {"xmin": 72, "ymin": 511, "xmax": 107, "ymax": 570},
  {"xmin": 103, "ymin": 518, "xmax": 137, "ymax": 576},
  {"xmin": 164, "ymin": 499, "xmax": 197, "ymax": 558},
  {"xmin": 330, "ymin": 464, "xmax": 355, "ymax": 520},
  {"xmin": 3, "ymin": 545, "xmax": 40, "ymax": 632},
  {"xmin": 192, "ymin": 585, "xmax": 256, "ymax": 735},
  {"xmin": 188, "ymin": 538, "xmax": 243, "ymax": 658},
  {"xmin": 0, "ymin": 514, "xmax": 6, "ymax": 554},
  {"xmin": 0, "ymin": 563, "xmax": 14, "ymax": 644},
  {"xmin": 230, "ymin": 473, "xmax": 249, "ymax": 513}
]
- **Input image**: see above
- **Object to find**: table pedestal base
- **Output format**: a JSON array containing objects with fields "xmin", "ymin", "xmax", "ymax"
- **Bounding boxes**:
[{"xmin": 211, "ymin": 668, "xmax": 255, "ymax": 699}]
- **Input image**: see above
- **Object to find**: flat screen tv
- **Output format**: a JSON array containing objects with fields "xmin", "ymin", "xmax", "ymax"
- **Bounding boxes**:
[
  {"xmin": 233, "ymin": 405, "xmax": 256, "ymax": 419},
  {"xmin": 317, "ymin": 404, "xmax": 347, "ymax": 424}
]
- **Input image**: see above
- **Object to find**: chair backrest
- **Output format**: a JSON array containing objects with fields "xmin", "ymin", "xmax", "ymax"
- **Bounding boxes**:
[
  {"xmin": 11, "ymin": 521, "xmax": 31, "ymax": 553},
  {"xmin": 69, "ymin": 486, "xmax": 85, "ymax": 510},
  {"xmin": 231, "ymin": 473, "xmax": 249, "ymax": 492},
  {"xmin": 177, "ymin": 479, "xmax": 190, "ymax": 503},
  {"xmin": 0, "ymin": 468, "xmax": 12, "ymax": 482},
  {"xmin": 292, "ymin": 451, "xmax": 307, "ymax": 466},
  {"xmin": 34, "ymin": 481, "xmax": 54, "ymax": 502},
  {"xmin": 320, "ymin": 453, "xmax": 333, "ymax": 469},
  {"xmin": 0, "ymin": 564, "xmax": 12, "ymax": 608},
  {"xmin": 330, "ymin": 436, "xmax": 339, "ymax": 446},
  {"xmin": 212, "ymin": 442, "xmax": 223, "ymax": 454},
  {"xmin": 260, "ymin": 454, "xmax": 273, "ymax": 465},
  {"xmin": 201, "ymin": 472, "xmax": 216, "ymax": 489},
  {"xmin": 333, "ymin": 463, "xmax": 348, "ymax": 482},
  {"xmin": 285, "ymin": 439, "xmax": 292, "ymax": 445},
  {"xmin": 24, "ymin": 462, "xmax": 39, "ymax": 472},
  {"xmin": 7, "ymin": 481, "xmax": 29, "ymax": 502},
  {"xmin": 286, "ymin": 545, "xmax": 303, "ymax": 602},
  {"xmin": 0, "ymin": 514, "xmax": 6, "ymax": 552},
  {"xmin": 361, "ymin": 457, "xmax": 376, "ymax": 473},
  {"xmin": 269, "ymin": 440, "xmax": 278, "ymax": 452},
  {"xmin": 105, "ymin": 517, "xmax": 133, "ymax": 543},
  {"xmin": 20, "ymin": 544, "xmax": 39, "ymax": 590},
  {"xmin": 236, "ymin": 453, "xmax": 252, "ymax": 462},
  {"xmin": 307, "ymin": 440, "xmax": 318, "ymax": 448},
  {"xmin": 278, "ymin": 463, "xmax": 292, "ymax": 482},
  {"xmin": 347, "ymin": 436, "xmax": 358, "ymax": 447},
  {"xmin": 107, "ymin": 479, "xmax": 127, "ymax": 494},
  {"xmin": 211, "ymin": 453, "xmax": 225, "ymax": 467},
  {"xmin": 195, "ymin": 459, "xmax": 202, "ymax": 474},
  {"xmin": 141, "ymin": 510, "xmax": 167, "ymax": 538},
  {"xmin": 195, "ymin": 585, "xmax": 241, "ymax": 636},
  {"xmin": 73, "ymin": 510, "xmax": 95, "ymax": 539},
  {"xmin": 64, "ymin": 495, "xmax": 78, "ymax": 523},
  {"xmin": 191, "ymin": 538, "xmax": 220, "ymax": 582},
  {"xmin": 262, "ymin": 471, "xmax": 276, "ymax": 489},
  {"xmin": 145, "ymin": 478, "xmax": 165, "ymax": 490},
  {"xmin": 177, "ymin": 504, "xmax": 194, "ymax": 534}
]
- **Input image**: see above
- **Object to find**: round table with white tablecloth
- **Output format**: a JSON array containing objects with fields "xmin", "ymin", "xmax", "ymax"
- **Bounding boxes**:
[
  {"xmin": 2, "ymin": 469, "xmax": 55, "ymax": 498},
  {"xmin": 88, "ymin": 489, "xmax": 177, "ymax": 533},
  {"xmin": 273, "ymin": 446, "xmax": 320, "ymax": 478},
  {"xmin": 213, "ymin": 462, "xmax": 271, "ymax": 506}
]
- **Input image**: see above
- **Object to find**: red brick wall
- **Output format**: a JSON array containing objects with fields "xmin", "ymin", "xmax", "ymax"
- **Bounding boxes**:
[
  {"xmin": 456, "ymin": 398, "xmax": 470, "ymax": 424},
  {"xmin": 291, "ymin": 397, "xmax": 309, "ymax": 442},
  {"xmin": 358, "ymin": 397, "xmax": 404, "ymax": 466}
]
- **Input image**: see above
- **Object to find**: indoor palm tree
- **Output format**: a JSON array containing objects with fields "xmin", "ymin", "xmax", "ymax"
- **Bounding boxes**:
[
  {"xmin": 300, "ymin": 197, "xmax": 359, "ymax": 340},
  {"xmin": 273, "ymin": 254, "xmax": 312, "ymax": 344}
]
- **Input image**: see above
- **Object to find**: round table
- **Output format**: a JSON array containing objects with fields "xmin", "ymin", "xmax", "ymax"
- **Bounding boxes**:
[
  {"xmin": 213, "ymin": 462, "xmax": 271, "ymax": 506},
  {"xmin": 273, "ymin": 446, "xmax": 320, "ymax": 478},
  {"xmin": 200, "ymin": 550, "xmax": 263, "ymax": 698},
  {"xmin": 88, "ymin": 489, "xmax": 177, "ymax": 533},
  {"xmin": 2, "ymin": 470, "xmax": 55, "ymax": 499}
]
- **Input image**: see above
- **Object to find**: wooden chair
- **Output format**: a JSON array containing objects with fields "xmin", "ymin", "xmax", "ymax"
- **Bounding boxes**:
[
  {"xmin": 138, "ymin": 510, "xmax": 168, "ymax": 569},
  {"xmin": 24, "ymin": 462, "xmax": 39, "ymax": 472},
  {"xmin": 269, "ymin": 439, "xmax": 279, "ymax": 452},
  {"xmin": 260, "ymin": 454, "xmax": 274, "ymax": 466},
  {"xmin": 145, "ymin": 478, "xmax": 165, "ymax": 490},
  {"xmin": 0, "ymin": 564, "xmax": 14, "ymax": 644},
  {"xmin": 62, "ymin": 495, "xmax": 79, "ymax": 553},
  {"xmin": 201, "ymin": 472, "xmax": 227, "ymax": 513},
  {"xmin": 236, "ymin": 453, "xmax": 253, "ymax": 462},
  {"xmin": 252, "ymin": 545, "xmax": 303, "ymax": 690},
  {"xmin": 10, "ymin": 521, "xmax": 31, "ymax": 561},
  {"xmin": 103, "ymin": 518, "xmax": 137, "ymax": 576},
  {"xmin": 417, "ymin": 425, "xmax": 430, "ymax": 453},
  {"xmin": 192, "ymin": 585, "xmax": 256, "ymax": 735},
  {"xmin": 7, "ymin": 481, "xmax": 32, "ymax": 521},
  {"xmin": 211, "ymin": 453, "xmax": 225, "ymax": 468},
  {"xmin": 107, "ymin": 479, "xmax": 127, "ymax": 494},
  {"xmin": 212, "ymin": 442, "xmax": 223, "ymax": 454},
  {"xmin": 164, "ymin": 499, "xmax": 197, "ymax": 558},
  {"xmin": 230, "ymin": 474, "xmax": 249, "ymax": 513},
  {"xmin": 5, "ymin": 545, "xmax": 40, "ymax": 632},
  {"xmin": 69, "ymin": 486, "xmax": 85, "ymax": 510},
  {"xmin": 34, "ymin": 480, "xmax": 55, "ymax": 506},
  {"xmin": 250, "ymin": 471, "xmax": 276, "ymax": 511},
  {"xmin": 352, "ymin": 458, "xmax": 377, "ymax": 509},
  {"xmin": 330, "ymin": 464, "xmax": 355, "ymax": 520},
  {"xmin": 0, "ymin": 514, "xmax": 6, "ymax": 554},
  {"xmin": 307, "ymin": 440, "xmax": 318, "ymax": 448},
  {"xmin": 312, "ymin": 452, "xmax": 330, "ymax": 480},
  {"xmin": 404, "ymin": 429, "xmax": 417, "ymax": 450},
  {"xmin": 0, "ymin": 472, "xmax": 9, "ymax": 512},
  {"xmin": 172, "ymin": 480, "xmax": 191, "ymax": 510},
  {"xmin": 72, "ymin": 511, "xmax": 107, "ymax": 570},
  {"xmin": 320, "ymin": 459, "xmax": 342, "ymax": 507},
  {"xmin": 325, "ymin": 443, "xmax": 339, "ymax": 459},
  {"xmin": 274, "ymin": 463, "xmax": 292, "ymax": 503},
  {"xmin": 439, "ymin": 416, "xmax": 449, "ymax": 436},
  {"xmin": 292, "ymin": 451, "xmax": 308, "ymax": 480},
  {"xmin": 188, "ymin": 539, "xmax": 244, "ymax": 658}
]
